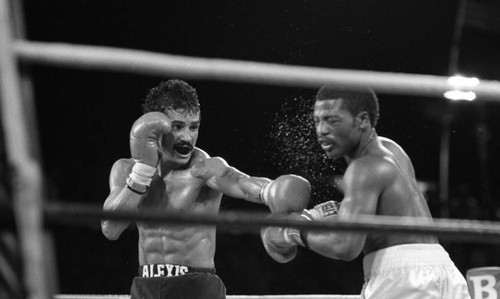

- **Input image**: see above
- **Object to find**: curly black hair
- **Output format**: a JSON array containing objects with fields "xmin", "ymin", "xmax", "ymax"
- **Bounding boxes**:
[
  {"xmin": 315, "ymin": 84, "xmax": 379, "ymax": 127},
  {"xmin": 141, "ymin": 79, "xmax": 200, "ymax": 115}
]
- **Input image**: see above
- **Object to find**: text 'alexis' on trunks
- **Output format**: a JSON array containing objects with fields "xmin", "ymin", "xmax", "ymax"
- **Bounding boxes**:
[{"xmin": 141, "ymin": 264, "xmax": 190, "ymax": 277}]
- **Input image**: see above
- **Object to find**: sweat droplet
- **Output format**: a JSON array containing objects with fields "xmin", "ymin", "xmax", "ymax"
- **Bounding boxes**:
[{"xmin": 263, "ymin": 96, "xmax": 346, "ymax": 207}]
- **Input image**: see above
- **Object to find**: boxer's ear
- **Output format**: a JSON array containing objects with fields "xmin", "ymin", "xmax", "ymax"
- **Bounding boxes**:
[{"xmin": 356, "ymin": 111, "xmax": 370, "ymax": 129}]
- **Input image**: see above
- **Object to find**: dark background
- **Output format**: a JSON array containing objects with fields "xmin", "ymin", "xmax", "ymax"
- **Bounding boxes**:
[{"xmin": 11, "ymin": 0, "xmax": 500, "ymax": 295}]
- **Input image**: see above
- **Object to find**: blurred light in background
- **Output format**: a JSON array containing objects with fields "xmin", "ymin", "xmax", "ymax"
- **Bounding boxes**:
[{"xmin": 444, "ymin": 75, "xmax": 479, "ymax": 101}]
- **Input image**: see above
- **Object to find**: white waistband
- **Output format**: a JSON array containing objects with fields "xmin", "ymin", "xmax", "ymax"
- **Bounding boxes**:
[{"xmin": 363, "ymin": 244, "xmax": 453, "ymax": 279}]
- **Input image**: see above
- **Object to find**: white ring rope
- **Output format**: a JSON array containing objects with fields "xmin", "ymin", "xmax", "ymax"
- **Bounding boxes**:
[
  {"xmin": 55, "ymin": 295, "xmax": 359, "ymax": 299},
  {"xmin": 45, "ymin": 202, "xmax": 500, "ymax": 244},
  {"xmin": 13, "ymin": 40, "xmax": 500, "ymax": 100}
]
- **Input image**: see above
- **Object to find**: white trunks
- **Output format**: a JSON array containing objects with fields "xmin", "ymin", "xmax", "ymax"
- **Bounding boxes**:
[{"xmin": 361, "ymin": 244, "xmax": 470, "ymax": 299}]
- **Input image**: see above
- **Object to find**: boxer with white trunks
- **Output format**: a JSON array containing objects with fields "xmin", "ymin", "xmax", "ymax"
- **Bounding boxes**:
[{"xmin": 261, "ymin": 85, "xmax": 471, "ymax": 298}]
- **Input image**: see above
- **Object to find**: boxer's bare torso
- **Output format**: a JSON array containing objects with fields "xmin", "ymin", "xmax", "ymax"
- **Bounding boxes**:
[
  {"xmin": 310, "ymin": 98, "xmax": 437, "ymax": 260},
  {"xmin": 361, "ymin": 137, "xmax": 438, "ymax": 254},
  {"xmin": 136, "ymin": 149, "xmax": 221, "ymax": 267},
  {"xmin": 104, "ymin": 148, "xmax": 224, "ymax": 268}
]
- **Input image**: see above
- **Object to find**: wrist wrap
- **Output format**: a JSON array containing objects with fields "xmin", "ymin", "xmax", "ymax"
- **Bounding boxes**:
[
  {"xmin": 283, "ymin": 210, "xmax": 313, "ymax": 248},
  {"xmin": 259, "ymin": 180, "xmax": 271, "ymax": 205},
  {"xmin": 129, "ymin": 162, "xmax": 156, "ymax": 185},
  {"xmin": 126, "ymin": 162, "xmax": 156, "ymax": 195},
  {"xmin": 126, "ymin": 176, "xmax": 148, "ymax": 194},
  {"xmin": 309, "ymin": 201, "xmax": 340, "ymax": 219}
]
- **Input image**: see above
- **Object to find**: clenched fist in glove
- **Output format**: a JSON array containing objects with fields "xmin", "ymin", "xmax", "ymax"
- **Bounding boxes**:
[
  {"xmin": 127, "ymin": 112, "xmax": 171, "ymax": 194},
  {"xmin": 261, "ymin": 224, "xmax": 298, "ymax": 264},
  {"xmin": 260, "ymin": 212, "xmax": 310, "ymax": 263},
  {"xmin": 259, "ymin": 174, "xmax": 311, "ymax": 214},
  {"xmin": 261, "ymin": 201, "xmax": 341, "ymax": 263}
]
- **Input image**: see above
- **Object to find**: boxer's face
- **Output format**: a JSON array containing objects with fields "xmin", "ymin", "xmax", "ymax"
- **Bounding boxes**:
[
  {"xmin": 161, "ymin": 109, "xmax": 200, "ymax": 166},
  {"xmin": 314, "ymin": 99, "xmax": 361, "ymax": 159}
]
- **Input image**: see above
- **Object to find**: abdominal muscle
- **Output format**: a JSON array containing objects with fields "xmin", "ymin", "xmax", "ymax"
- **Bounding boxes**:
[
  {"xmin": 138, "ymin": 223, "xmax": 216, "ymax": 268},
  {"xmin": 135, "ymin": 166, "xmax": 221, "ymax": 269}
]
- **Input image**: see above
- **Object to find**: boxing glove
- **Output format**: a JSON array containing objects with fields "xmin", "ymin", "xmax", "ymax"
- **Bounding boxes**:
[
  {"xmin": 260, "ymin": 226, "xmax": 297, "ymax": 263},
  {"xmin": 127, "ymin": 112, "xmax": 171, "ymax": 194},
  {"xmin": 130, "ymin": 112, "xmax": 171, "ymax": 166},
  {"xmin": 260, "ymin": 174, "xmax": 311, "ymax": 214}
]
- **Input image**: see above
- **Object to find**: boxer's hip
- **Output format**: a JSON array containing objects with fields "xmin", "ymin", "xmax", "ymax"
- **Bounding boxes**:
[
  {"xmin": 363, "ymin": 243, "xmax": 453, "ymax": 279},
  {"xmin": 131, "ymin": 264, "xmax": 225, "ymax": 299}
]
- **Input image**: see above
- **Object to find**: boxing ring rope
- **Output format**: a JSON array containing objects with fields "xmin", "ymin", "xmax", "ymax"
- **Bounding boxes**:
[
  {"xmin": 44, "ymin": 202, "xmax": 500, "ymax": 244},
  {"xmin": 1, "ymin": 0, "xmax": 499, "ymax": 298},
  {"xmin": 55, "ymin": 295, "xmax": 359, "ymax": 299},
  {"xmin": 12, "ymin": 40, "xmax": 500, "ymax": 100}
]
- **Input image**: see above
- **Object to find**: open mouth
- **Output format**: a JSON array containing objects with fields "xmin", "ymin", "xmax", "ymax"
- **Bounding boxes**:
[
  {"xmin": 174, "ymin": 144, "xmax": 193, "ymax": 156},
  {"xmin": 321, "ymin": 143, "xmax": 333, "ymax": 152},
  {"xmin": 319, "ymin": 140, "xmax": 334, "ymax": 152}
]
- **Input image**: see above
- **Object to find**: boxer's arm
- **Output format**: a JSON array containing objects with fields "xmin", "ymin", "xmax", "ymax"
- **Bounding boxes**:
[
  {"xmin": 101, "ymin": 159, "xmax": 144, "ymax": 240},
  {"xmin": 191, "ymin": 157, "xmax": 267, "ymax": 204},
  {"xmin": 191, "ymin": 157, "xmax": 311, "ymax": 212},
  {"xmin": 101, "ymin": 112, "xmax": 168, "ymax": 240},
  {"xmin": 304, "ymin": 158, "xmax": 384, "ymax": 261}
]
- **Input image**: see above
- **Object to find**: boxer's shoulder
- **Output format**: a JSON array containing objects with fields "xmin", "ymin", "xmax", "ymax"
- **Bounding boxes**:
[{"xmin": 188, "ymin": 148, "xmax": 211, "ymax": 165}]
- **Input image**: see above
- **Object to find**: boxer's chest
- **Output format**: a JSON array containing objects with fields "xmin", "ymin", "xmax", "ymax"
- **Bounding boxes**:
[{"xmin": 139, "ymin": 170, "xmax": 216, "ymax": 212}]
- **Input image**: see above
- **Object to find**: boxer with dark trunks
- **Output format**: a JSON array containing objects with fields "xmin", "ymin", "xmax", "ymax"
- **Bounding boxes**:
[{"xmin": 101, "ymin": 80, "xmax": 311, "ymax": 299}]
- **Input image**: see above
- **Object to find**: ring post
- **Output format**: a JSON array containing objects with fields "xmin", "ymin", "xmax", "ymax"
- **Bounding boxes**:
[{"xmin": 0, "ymin": 1, "xmax": 51, "ymax": 298}]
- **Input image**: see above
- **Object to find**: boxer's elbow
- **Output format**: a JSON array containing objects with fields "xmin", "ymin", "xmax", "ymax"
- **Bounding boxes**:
[
  {"xmin": 101, "ymin": 220, "xmax": 124, "ymax": 240},
  {"xmin": 323, "ymin": 244, "xmax": 360, "ymax": 261},
  {"xmin": 309, "ymin": 233, "xmax": 362, "ymax": 261},
  {"xmin": 334, "ymin": 248, "xmax": 360, "ymax": 261},
  {"xmin": 336, "ymin": 238, "xmax": 364, "ymax": 261}
]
